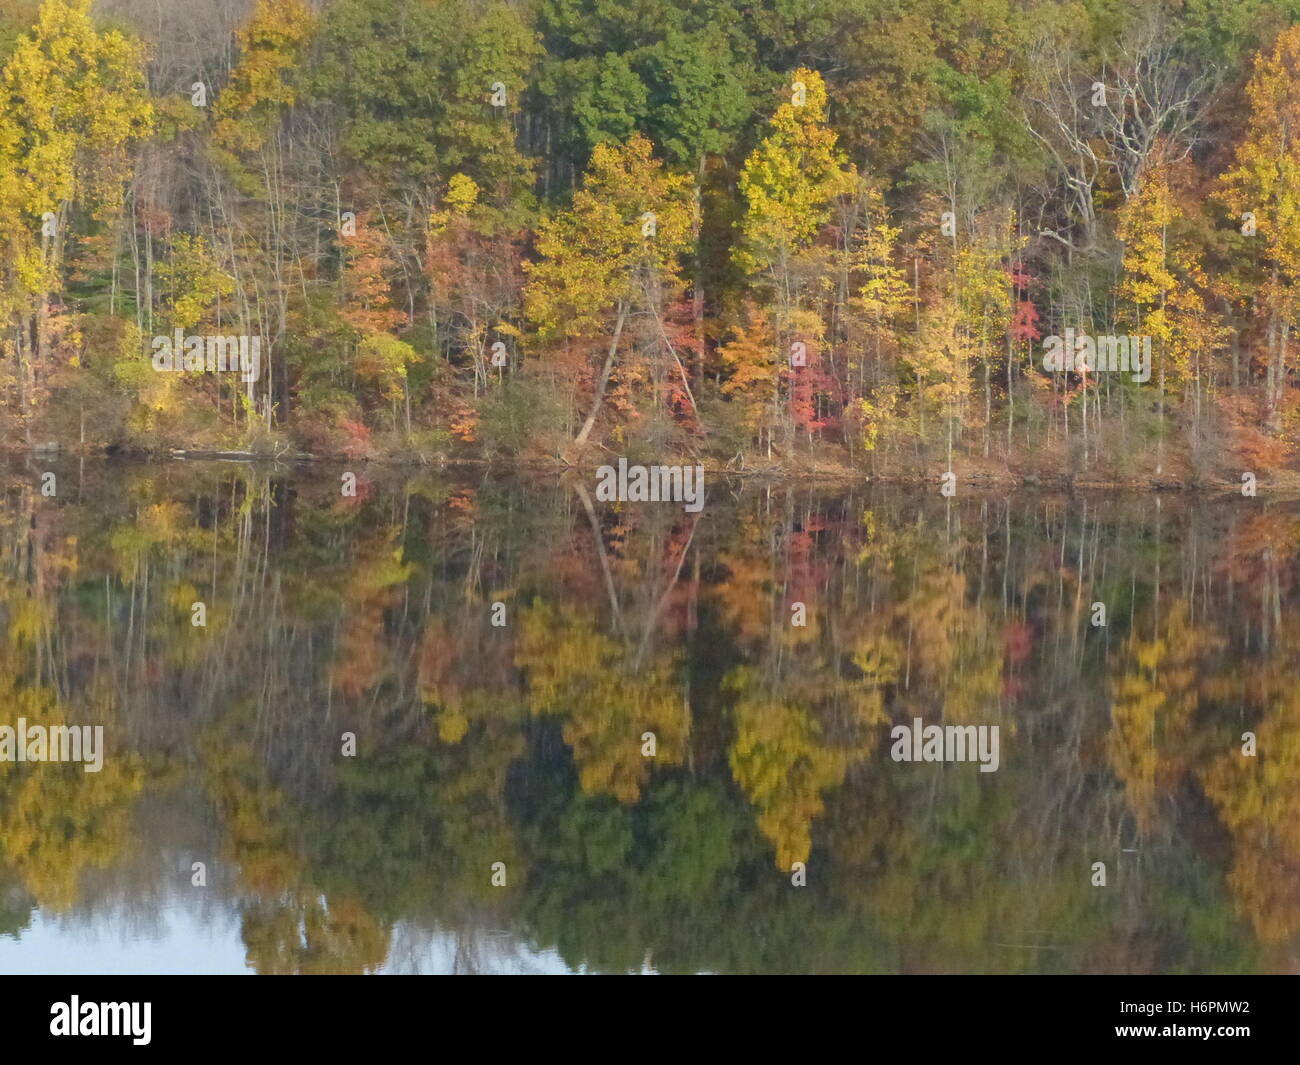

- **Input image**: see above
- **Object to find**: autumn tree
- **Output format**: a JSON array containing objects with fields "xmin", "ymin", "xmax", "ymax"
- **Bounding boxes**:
[
  {"xmin": 1218, "ymin": 25, "xmax": 1300, "ymax": 433},
  {"xmin": 0, "ymin": 0, "xmax": 152, "ymax": 440},
  {"xmin": 734, "ymin": 68, "xmax": 855, "ymax": 455},
  {"xmin": 339, "ymin": 213, "xmax": 417, "ymax": 430},
  {"xmin": 524, "ymin": 133, "xmax": 692, "ymax": 454}
]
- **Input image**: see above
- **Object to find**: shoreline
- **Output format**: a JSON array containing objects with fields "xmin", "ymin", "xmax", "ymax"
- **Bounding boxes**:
[{"xmin": 4, "ymin": 444, "xmax": 1277, "ymax": 495}]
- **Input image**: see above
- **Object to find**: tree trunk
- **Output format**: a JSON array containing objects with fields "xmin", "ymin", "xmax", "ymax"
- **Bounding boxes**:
[{"xmin": 571, "ymin": 303, "xmax": 628, "ymax": 451}]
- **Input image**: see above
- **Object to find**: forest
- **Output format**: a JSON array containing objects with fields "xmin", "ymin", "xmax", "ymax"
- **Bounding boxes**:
[
  {"xmin": 5, "ymin": 0, "xmax": 1300, "ymax": 484},
  {"xmin": 7, "ymin": 0, "xmax": 1300, "ymax": 979}
]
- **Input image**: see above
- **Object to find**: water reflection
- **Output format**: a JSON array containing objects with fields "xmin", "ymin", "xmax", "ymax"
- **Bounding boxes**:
[{"xmin": 0, "ymin": 460, "xmax": 1293, "ymax": 973}]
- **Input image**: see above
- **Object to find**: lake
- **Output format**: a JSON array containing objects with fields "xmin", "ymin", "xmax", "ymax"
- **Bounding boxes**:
[{"xmin": 0, "ymin": 459, "xmax": 1291, "ymax": 973}]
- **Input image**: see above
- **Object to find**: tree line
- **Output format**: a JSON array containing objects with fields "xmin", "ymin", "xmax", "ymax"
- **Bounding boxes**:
[{"xmin": 4, "ymin": 0, "xmax": 1300, "ymax": 482}]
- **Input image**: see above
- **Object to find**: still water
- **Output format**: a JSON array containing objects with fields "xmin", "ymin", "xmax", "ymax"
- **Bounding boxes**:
[{"xmin": 0, "ymin": 460, "xmax": 1292, "ymax": 973}]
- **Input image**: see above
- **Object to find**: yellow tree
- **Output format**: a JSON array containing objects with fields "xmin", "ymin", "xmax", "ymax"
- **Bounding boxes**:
[
  {"xmin": 734, "ymin": 69, "xmax": 855, "ymax": 454},
  {"xmin": 524, "ymin": 133, "xmax": 693, "ymax": 452},
  {"xmin": 849, "ymin": 181, "xmax": 909, "ymax": 457},
  {"xmin": 0, "ymin": 0, "xmax": 152, "ymax": 436},
  {"xmin": 1121, "ymin": 157, "xmax": 1224, "ymax": 468},
  {"xmin": 211, "ymin": 0, "xmax": 316, "ymax": 157},
  {"xmin": 910, "ymin": 293, "xmax": 974, "ymax": 457},
  {"xmin": 209, "ymin": 0, "xmax": 318, "ymax": 434},
  {"xmin": 1218, "ymin": 26, "xmax": 1300, "ymax": 433},
  {"xmin": 954, "ymin": 211, "xmax": 1015, "ymax": 462},
  {"xmin": 735, "ymin": 68, "xmax": 857, "ymax": 283},
  {"xmin": 1117, "ymin": 158, "xmax": 1177, "ymax": 468},
  {"xmin": 155, "ymin": 234, "xmax": 235, "ymax": 333}
]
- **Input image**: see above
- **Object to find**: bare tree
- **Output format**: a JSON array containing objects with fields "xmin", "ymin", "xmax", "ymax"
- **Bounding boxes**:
[{"xmin": 1022, "ymin": 10, "xmax": 1220, "ymax": 250}]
